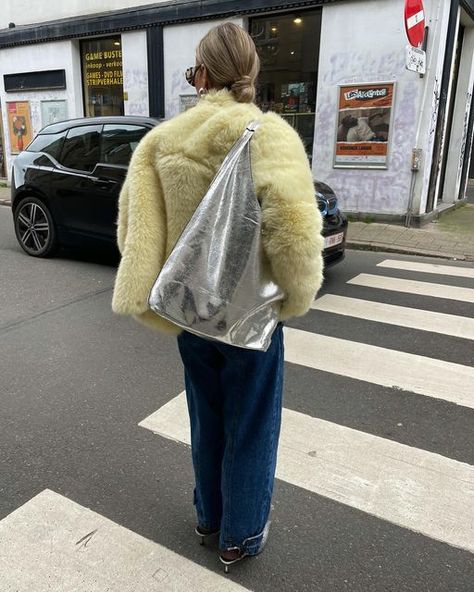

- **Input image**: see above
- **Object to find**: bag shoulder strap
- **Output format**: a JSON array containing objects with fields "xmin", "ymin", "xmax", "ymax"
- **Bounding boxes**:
[{"xmin": 246, "ymin": 120, "xmax": 261, "ymax": 134}]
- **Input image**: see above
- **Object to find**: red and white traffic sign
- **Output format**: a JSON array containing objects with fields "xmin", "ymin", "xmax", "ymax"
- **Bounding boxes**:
[{"xmin": 405, "ymin": 0, "xmax": 425, "ymax": 48}]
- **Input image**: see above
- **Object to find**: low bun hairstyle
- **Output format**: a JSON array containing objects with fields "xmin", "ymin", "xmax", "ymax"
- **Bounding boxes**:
[{"xmin": 196, "ymin": 23, "xmax": 260, "ymax": 103}]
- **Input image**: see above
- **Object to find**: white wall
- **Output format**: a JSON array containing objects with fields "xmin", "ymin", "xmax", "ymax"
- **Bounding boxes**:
[
  {"xmin": 0, "ymin": 0, "xmax": 168, "ymax": 29},
  {"xmin": 0, "ymin": 40, "xmax": 82, "ymax": 180},
  {"xmin": 312, "ymin": 0, "xmax": 446, "ymax": 216},
  {"xmin": 121, "ymin": 31, "xmax": 149, "ymax": 116},
  {"xmin": 163, "ymin": 18, "xmax": 243, "ymax": 120}
]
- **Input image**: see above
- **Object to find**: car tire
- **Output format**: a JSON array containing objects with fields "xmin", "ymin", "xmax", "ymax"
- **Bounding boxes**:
[{"xmin": 14, "ymin": 196, "xmax": 59, "ymax": 258}]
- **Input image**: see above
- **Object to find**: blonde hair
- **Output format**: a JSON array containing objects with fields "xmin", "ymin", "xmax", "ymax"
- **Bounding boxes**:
[{"xmin": 196, "ymin": 22, "xmax": 260, "ymax": 103}]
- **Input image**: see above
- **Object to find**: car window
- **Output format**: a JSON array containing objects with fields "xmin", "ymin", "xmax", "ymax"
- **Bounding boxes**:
[
  {"xmin": 101, "ymin": 124, "xmax": 149, "ymax": 166},
  {"xmin": 59, "ymin": 125, "xmax": 102, "ymax": 172},
  {"xmin": 26, "ymin": 131, "xmax": 67, "ymax": 161}
]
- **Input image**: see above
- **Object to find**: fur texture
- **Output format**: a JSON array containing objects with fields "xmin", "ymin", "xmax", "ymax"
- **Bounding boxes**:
[{"xmin": 112, "ymin": 89, "xmax": 324, "ymax": 333}]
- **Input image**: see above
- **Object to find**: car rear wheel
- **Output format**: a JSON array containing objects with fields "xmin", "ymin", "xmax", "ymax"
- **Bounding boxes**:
[{"xmin": 14, "ymin": 197, "xmax": 58, "ymax": 257}]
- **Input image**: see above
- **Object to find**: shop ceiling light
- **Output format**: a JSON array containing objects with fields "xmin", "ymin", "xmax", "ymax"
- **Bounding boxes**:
[
  {"xmin": 114, "ymin": 41, "xmax": 121, "ymax": 46},
  {"xmin": 271, "ymin": 26, "xmax": 277, "ymax": 32},
  {"xmin": 293, "ymin": 17, "xmax": 302, "ymax": 24}
]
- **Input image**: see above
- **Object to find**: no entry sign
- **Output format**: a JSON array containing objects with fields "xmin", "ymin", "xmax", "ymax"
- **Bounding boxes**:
[{"xmin": 405, "ymin": 0, "xmax": 425, "ymax": 48}]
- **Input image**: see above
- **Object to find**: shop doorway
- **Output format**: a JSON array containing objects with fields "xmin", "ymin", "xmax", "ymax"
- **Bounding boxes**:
[
  {"xmin": 437, "ymin": 25, "xmax": 465, "ymax": 205},
  {"xmin": 250, "ymin": 9, "xmax": 322, "ymax": 163},
  {"xmin": 426, "ymin": 9, "xmax": 463, "ymax": 211}
]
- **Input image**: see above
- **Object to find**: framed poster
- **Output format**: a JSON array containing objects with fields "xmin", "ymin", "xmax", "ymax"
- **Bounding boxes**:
[
  {"xmin": 41, "ymin": 100, "xmax": 68, "ymax": 127},
  {"xmin": 334, "ymin": 82, "xmax": 395, "ymax": 169},
  {"xmin": 7, "ymin": 101, "xmax": 33, "ymax": 154}
]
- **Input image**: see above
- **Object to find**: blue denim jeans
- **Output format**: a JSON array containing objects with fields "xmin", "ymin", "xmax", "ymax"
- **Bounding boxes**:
[{"xmin": 177, "ymin": 324, "xmax": 284, "ymax": 555}]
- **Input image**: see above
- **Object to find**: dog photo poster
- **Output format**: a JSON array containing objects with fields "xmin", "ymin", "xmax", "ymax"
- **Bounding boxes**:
[{"xmin": 334, "ymin": 82, "xmax": 394, "ymax": 168}]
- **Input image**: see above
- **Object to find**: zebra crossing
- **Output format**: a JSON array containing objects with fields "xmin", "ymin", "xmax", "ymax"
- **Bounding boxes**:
[
  {"xmin": 0, "ymin": 489, "xmax": 251, "ymax": 592},
  {"xmin": 138, "ymin": 257, "xmax": 474, "ymax": 553},
  {"xmin": 1, "ymin": 255, "xmax": 473, "ymax": 590}
]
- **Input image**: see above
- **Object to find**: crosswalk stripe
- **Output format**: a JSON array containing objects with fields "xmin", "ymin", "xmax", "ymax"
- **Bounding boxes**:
[
  {"xmin": 377, "ymin": 259, "xmax": 474, "ymax": 279},
  {"xmin": 348, "ymin": 273, "xmax": 474, "ymax": 303},
  {"xmin": 283, "ymin": 327, "xmax": 474, "ymax": 408},
  {"xmin": 0, "ymin": 489, "xmax": 250, "ymax": 592},
  {"xmin": 311, "ymin": 294, "xmax": 474, "ymax": 340},
  {"xmin": 139, "ymin": 393, "xmax": 474, "ymax": 554}
]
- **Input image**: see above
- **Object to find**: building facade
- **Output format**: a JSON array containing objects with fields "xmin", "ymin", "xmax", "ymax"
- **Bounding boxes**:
[{"xmin": 0, "ymin": 0, "xmax": 473, "ymax": 223}]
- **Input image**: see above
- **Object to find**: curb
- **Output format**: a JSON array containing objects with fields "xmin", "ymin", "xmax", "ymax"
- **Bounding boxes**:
[
  {"xmin": 0, "ymin": 200, "xmax": 11, "ymax": 207},
  {"xmin": 346, "ymin": 240, "xmax": 473, "ymax": 262}
]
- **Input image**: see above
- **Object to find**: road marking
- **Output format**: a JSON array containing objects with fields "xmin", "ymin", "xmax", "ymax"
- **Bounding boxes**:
[
  {"xmin": 377, "ymin": 259, "xmax": 474, "ymax": 279},
  {"xmin": 0, "ymin": 489, "xmax": 250, "ymax": 592},
  {"xmin": 140, "ymin": 393, "xmax": 474, "ymax": 553},
  {"xmin": 283, "ymin": 327, "xmax": 474, "ymax": 408},
  {"xmin": 348, "ymin": 273, "xmax": 474, "ymax": 303},
  {"xmin": 311, "ymin": 294, "xmax": 474, "ymax": 340}
]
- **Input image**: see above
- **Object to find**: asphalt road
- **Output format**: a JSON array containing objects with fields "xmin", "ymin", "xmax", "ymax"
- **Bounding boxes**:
[{"xmin": 0, "ymin": 205, "xmax": 473, "ymax": 592}]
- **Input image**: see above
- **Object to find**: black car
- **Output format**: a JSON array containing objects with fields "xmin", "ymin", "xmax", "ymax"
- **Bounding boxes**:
[
  {"xmin": 12, "ymin": 116, "xmax": 347, "ymax": 264},
  {"xmin": 315, "ymin": 181, "xmax": 348, "ymax": 267}
]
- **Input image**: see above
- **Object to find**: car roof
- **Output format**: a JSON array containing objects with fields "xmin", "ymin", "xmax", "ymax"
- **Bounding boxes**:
[{"xmin": 40, "ymin": 116, "xmax": 161, "ymax": 134}]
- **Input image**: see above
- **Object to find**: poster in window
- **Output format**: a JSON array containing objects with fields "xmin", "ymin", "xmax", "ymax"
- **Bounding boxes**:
[
  {"xmin": 334, "ymin": 82, "xmax": 395, "ymax": 169},
  {"xmin": 81, "ymin": 37, "xmax": 124, "ymax": 117},
  {"xmin": 41, "ymin": 100, "xmax": 68, "ymax": 127},
  {"xmin": 7, "ymin": 101, "xmax": 33, "ymax": 154}
]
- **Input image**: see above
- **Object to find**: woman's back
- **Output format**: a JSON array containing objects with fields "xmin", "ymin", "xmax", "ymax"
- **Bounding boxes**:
[{"xmin": 113, "ymin": 88, "xmax": 324, "ymax": 334}]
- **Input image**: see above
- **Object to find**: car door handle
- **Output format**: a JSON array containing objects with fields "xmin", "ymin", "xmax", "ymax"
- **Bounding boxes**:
[{"xmin": 93, "ymin": 177, "xmax": 116, "ymax": 188}]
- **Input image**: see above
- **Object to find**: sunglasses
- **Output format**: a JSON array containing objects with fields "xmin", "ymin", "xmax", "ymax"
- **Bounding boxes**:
[{"xmin": 185, "ymin": 64, "xmax": 202, "ymax": 87}]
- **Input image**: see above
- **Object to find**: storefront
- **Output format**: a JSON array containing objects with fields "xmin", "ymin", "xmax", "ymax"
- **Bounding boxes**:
[{"xmin": 0, "ymin": 0, "xmax": 473, "ymax": 222}]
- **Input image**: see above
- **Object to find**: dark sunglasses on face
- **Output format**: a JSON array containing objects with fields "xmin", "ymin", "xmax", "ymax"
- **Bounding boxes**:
[{"xmin": 185, "ymin": 64, "xmax": 202, "ymax": 87}]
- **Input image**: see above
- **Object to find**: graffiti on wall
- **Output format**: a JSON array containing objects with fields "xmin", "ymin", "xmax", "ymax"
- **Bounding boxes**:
[
  {"xmin": 458, "ymin": 92, "xmax": 472, "ymax": 172},
  {"xmin": 166, "ymin": 68, "xmax": 193, "ymax": 119},
  {"xmin": 124, "ymin": 68, "xmax": 148, "ymax": 116},
  {"xmin": 419, "ymin": 76, "xmax": 441, "ymax": 211}
]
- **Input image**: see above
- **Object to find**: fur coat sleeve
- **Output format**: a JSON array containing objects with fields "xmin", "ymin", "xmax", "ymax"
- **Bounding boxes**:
[{"xmin": 112, "ymin": 128, "xmax": 181, "ymax": 335}]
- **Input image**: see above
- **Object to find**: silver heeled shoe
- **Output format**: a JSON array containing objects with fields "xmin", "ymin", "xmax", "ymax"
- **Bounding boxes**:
[
  {"xmin": 219, "ymin": 520, "xmax": 271, "ymax": 573},
  {"xmin": 194, "ymin": 525, "xmax": 220, "ymax": 546}
]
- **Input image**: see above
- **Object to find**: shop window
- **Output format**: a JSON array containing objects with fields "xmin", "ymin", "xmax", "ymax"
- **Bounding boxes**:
[
  {"xmin": 81, "ymin": 36, "xmax": 124, "ymax": 117},
  {"xmin": 59, "ymin": 125, "xmax": 102, "ymax": 172},
  {"xmin": 250, "ymin": 10, "xmax": 322, "ymax": 161},
  {"xmin": 101, "ymin": 124, "xmax": 149, "ymax": 166}
]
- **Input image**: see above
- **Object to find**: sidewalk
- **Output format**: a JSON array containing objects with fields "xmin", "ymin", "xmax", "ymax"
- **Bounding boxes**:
[
  {"xmin": 1, "ymin": 183, "xmax": 473, "ymax": 261},
  {"xmin": 347, "ymin": 203, "xmax": 474, "ymax": 262},
  {"xmin": 0, "ymin": 184, "xmax": 10, "ymax": 206}
]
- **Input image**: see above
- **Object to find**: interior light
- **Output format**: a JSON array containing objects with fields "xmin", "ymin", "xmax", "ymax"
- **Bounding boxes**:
[
  {"xmin": 293, "ymin": 17, "xmax": 302, "ymax": 24},
  {"xmin": 271, "ymin": 26, "xmax": 277, "ymax": 32},
  {"xmin": 290, "ymin": 51, "xmax": 295, "ymax": 55},
  {"xmin": 114, "ymin": 41, "xmax": 121, "ymax": 46}
]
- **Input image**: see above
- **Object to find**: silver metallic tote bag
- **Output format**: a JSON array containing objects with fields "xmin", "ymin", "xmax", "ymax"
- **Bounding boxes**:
[{"xmin": 148, "ymin": 121, "xmax": 284, "ymax": 352}]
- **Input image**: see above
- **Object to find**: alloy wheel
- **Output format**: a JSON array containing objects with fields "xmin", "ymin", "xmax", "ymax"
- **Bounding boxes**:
[{"xmin": 15, "ymin": 200, "xmax": 53, "ymax": 256}]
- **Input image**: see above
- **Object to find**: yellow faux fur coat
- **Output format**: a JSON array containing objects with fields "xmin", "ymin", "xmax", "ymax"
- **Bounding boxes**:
[{"xmin": 112, "ymin": 89, "xmax": 324, "ymax": 334}]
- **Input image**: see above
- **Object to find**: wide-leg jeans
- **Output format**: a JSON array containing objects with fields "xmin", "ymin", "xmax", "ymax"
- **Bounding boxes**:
[{"xmin": 177, "ymin": 324, "xmax": 284, "ymax": 555}]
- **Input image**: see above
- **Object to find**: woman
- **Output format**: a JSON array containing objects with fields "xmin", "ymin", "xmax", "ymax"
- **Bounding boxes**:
[{"xmin": 112, "ymin": 22, "xmax": 324, "ymax": 570}]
